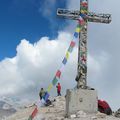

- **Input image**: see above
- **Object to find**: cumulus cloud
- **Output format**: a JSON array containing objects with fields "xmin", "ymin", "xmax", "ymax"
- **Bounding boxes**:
[
  {"xmin": 0, "ymin": 32, "xmax": 72, "ymax": 97},
  {"xmin": 0, "ymin": 31, "xmax": 106, "ymax": 101}
]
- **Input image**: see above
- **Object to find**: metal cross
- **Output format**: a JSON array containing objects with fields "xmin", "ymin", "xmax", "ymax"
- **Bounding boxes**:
[{"xmin": 57, "ymin": 0, "xmax": 111, "ymax": 89}]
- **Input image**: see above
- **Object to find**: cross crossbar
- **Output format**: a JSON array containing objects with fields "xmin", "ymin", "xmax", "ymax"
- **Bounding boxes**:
[{"xmin": 57, "ymin": 9, "xmax": 111, "ymax": 24}]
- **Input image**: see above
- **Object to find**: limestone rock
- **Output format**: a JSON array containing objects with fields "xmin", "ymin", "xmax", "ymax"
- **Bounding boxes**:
[
  {"xmin": 91, "ymin": 116, "xmax": 97, "ymax": 120},
  {"xmin": 76, "ymin": 110, "xmax": 86, "ymax": 118},
  {"xmin": 70, "ymin": 114, "xmax": 76, "ymax": 118},
  {"xmin": 115, "ymin": 108, "xmax": 120, "ymax": 118},
  {"xmin": 96, "ymin": 112, "xmax": 106, "ymax": 118}
]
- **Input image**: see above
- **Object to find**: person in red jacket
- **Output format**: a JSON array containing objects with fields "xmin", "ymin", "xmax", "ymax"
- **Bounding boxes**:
[{"xmin": 56, "ymin": 83, "xmax": 61, "ymax": 96}]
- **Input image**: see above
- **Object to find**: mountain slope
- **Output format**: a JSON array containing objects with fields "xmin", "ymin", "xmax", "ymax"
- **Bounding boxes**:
[
  {"xmin": 0, "ymin": 100, "xmax": 17, "ymax": 119},
  {"xmin": 6, "ymin": 96, "xmax": 120, "ymax": 120}
]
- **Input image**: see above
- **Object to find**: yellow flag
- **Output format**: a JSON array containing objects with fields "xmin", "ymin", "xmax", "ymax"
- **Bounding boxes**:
[
  {"xmin": 80, "ymin": 10, "xmax": 88, "ymax": 14},
  {"xmin": 47, "ymin": 83, "xmax": 53, "ymax": 92},
  {"xmin": 76, "ymin": 27, "xmax": 81, "ymax": 33},
  {"xmin": 66, "ymin": 51, "xmax": 69, "ymax": 60}
]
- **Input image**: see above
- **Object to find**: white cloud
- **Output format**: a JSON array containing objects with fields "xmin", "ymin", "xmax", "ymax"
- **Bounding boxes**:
[
  {"xmin": 0, "ymin": 31, "xmax": 106, "ymax": 101},
  {"xmin": 40, "ymin": 0, "xmax": 56, "ymax": 16},
  {"xmin": 0, "ymin": 32, "xmax": 73, "ymax": 97},
  {"xmin": 39, "ymin": 0, "xmax": 56, "ymax": 21},
  {"xmin": 38, "ymin": 0, "xmax": 58, "ymax": 31}
]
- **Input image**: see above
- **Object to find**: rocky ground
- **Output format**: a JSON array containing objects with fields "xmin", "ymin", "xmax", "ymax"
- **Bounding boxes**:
[{"xmin": 6, "ymin": 96, "xmax": 120, "ymax": 120}]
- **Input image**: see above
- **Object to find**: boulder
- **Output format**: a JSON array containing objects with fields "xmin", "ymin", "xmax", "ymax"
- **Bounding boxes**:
[
  {"xmin": 115, "ymin": 108, "xmax": 120, "ymax": 118},
  {"xmin": 76, "ymin": 110, "xmax": 86, "ymax": 118},
  {"xmin": 96, "ymin": 112, "xmax": 106, "ymax": 118}
]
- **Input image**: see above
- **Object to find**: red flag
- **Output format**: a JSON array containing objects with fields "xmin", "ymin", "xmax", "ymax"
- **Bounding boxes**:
[
  {"xmin": 56, "ymin": 70, "xmax": 61, "ymax": 78},
  {"xmin": 31, "ymin": 107, "xmax": 38, "ymax": 119},
  {"xmin": 70, "ymin": 41, "xmax": 75, "ymax": 47},
  {"xmin": 81, "ymin": 2, "xmax": 88, "ymax": 7},
  {"xmin": 78, "ymin": 16, "xmax": 85, "ymax": 25}
]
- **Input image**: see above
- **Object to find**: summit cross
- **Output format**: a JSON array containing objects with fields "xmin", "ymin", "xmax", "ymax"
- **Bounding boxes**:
[{"xmin": 57, "ymin": 0, "xmax": 111, "ymax": 89}]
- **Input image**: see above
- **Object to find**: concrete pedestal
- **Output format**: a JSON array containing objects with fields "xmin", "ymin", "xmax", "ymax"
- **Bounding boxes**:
[{"xmin": 65, "ymin": 89, "xmax": 98, "ymax": 117}]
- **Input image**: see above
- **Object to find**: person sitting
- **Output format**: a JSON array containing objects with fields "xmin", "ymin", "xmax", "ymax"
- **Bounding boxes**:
[
  {"xmin": 44, "ymin": 99, "xmax": 52, "ymax": 106},
  {"xmin": 39, "ymin": 90, "xmax": 52, "ymax": 106}
]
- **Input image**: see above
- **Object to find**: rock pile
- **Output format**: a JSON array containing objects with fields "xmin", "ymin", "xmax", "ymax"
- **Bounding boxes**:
[{"xmin": 115, "ymin": 108, "xmax": 120, "ymax": 118}]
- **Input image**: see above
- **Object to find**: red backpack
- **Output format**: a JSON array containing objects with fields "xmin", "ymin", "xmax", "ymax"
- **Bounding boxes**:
[{"xmin": 98, "ymin": 100, "xmax": 112, "ymax": 115}]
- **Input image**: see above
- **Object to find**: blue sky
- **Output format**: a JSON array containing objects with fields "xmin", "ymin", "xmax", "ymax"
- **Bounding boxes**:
[{"xmin": 0, "ymin": 0, "xmax": 67, "ymax": 60}]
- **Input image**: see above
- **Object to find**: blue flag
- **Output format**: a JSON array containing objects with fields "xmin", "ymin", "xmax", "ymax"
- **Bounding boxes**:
[
  {"xmin": 62, "ymin": 57, "xmax": 67, "ymax": 65},
  {"xmin": 74, "ymin": 32, "xmax": 79, "ymax": 38}
]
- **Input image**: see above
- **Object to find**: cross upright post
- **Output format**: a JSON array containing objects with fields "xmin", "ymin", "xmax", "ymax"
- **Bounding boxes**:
[
  {"xmin": 76, "ymin": 0, "xmax": 88, "ymax": 89},
  {"xmin": 57, "ymin": 0, "xmax": 111, "ymax": 89}
]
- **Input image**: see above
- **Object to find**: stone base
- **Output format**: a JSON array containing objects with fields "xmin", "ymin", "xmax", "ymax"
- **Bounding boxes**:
[{"xmin": 65, "ymin": 89, "xmax": 98, "ymax": 117}]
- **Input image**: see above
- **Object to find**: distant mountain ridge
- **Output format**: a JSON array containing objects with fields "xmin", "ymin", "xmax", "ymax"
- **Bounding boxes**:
[
  {"xmin": 0, "ymin": 100, "xmax": 17, "ymax": 119},
  {"xmin": 0, "ymin": 96, "xmax": 36, "ymax": 119}
]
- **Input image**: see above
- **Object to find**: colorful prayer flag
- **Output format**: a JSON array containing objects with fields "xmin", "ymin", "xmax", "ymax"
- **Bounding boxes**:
[
  {"xmin": 47, "ymin": 83, "xmax": 53, "ymax": 92},
  {"xmin": 79, "ymin": 20, "xmax": 85, "ymax": 25},
  {"xmin": 62, "ymin": 57, "xmax": 67, "ymax": 65},
  {"xmin": 65, "ymin": 51, "xmax": 69, "ymax": 60},
  {"xmin": 79, "ymin": 15, "xmax": 84, "ymax": 20},
  {"xmin": 28, "ymin": 107, "xmax": 38, "ymax": 120},
  {"xmin": 77, "ymin": 24, "xmax": 81, "ymax": 28},
  {"xmin": 81, "ymin": 2, "xmax": 88, "ymax": 7},
  {"xmin": 68, "ymin": 46, "xmax": 73, "ymax": 53},
  {"xmin": 80, "ymin": 13, "xmax": 86, "ymax": 18},
  {"xmin": 44, "ymin": 92, "xmax": 49, "ymax": 101},
  {"xmin": 52, "ymin": 77, "xmax": 58, "ymax": 86},
  {"xmin": 76, "ymin": 27, "xmax": 81, "ymax": 33},
  {"xmin": 80, "ymin": 10, "xmax": 88, "ymax": 14},
  {"xmin": 79, "ymin": 16, "xmax": 85, "ymax": 25},
  {"xmin": 55, "ymin": 70, "xmax": 61, "ymax": 78},
  {"xmin": 81, "ymin": 6, "xmax": 87, "ymax": 11},
  {"xmin": 74, "ymin": 32, "xmax": 79, "ymax": 38},
  {"xmin": 31, "ymin": 107, "xmax": 38, "ymax": 118},
  {"xmin": 70, "ymin": 41, "xmax": 75, "ymax": 48}
]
